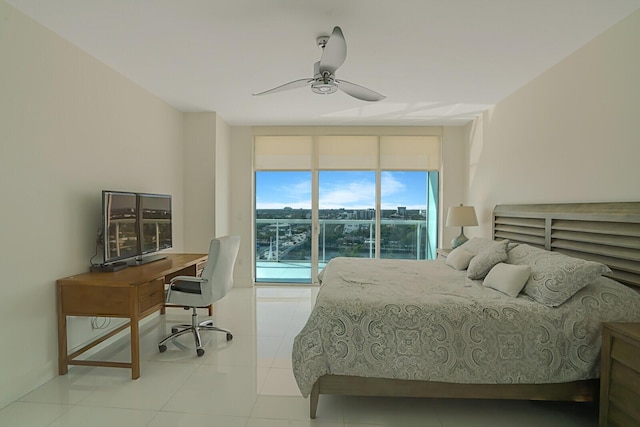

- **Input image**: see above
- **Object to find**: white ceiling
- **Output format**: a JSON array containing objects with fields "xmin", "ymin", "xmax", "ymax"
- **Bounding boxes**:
[{"xmin": 7, "ymin": 0, "xmax": 640, "ymax": 126}]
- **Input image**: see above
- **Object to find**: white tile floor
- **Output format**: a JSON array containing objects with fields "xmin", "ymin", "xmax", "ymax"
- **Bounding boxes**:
[{"xmin": 1, "ymin": 287, "xmax": 598, "ymax": 427}]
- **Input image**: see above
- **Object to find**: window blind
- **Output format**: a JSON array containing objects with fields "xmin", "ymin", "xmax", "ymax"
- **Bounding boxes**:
[
  {"xmin": 254, "ymin": 136, "xmax": 312, "ymax": 170},
  {"xmin": 380, "ymin": 136, "xmax": 441, "ymax": 170},
  {"xmin": 317, "ymin": 136, "xmax": 378, "ymax": 170},
  {"xmin": 255, "ymin": 135, "xmax": 441, "ymax": 171}
]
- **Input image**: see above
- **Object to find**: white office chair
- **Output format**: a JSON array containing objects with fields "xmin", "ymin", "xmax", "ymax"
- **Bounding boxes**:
[{"xmin": 158, "ymin": 235, "xmax": 240, "ymax": 357}]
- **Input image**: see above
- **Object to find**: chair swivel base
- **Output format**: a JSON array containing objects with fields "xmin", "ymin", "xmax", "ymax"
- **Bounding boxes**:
[{"xmin": 158, "ymin": 308, "xmax": 233, "ymax": 357}]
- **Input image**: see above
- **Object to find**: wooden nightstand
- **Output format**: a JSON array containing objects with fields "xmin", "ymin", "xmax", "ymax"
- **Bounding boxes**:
[
  {"xmin": 599, "ymin": 322, "xmax": 640, "ymax": 427},
  {"xmin": 437, "ymin": 248, "xmax": 452, "ymax": 260}
]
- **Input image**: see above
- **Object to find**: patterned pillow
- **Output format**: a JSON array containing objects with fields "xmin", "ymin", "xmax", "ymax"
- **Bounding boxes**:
[
  {"xmin": 507, "ymin": 244, "xmax": 611, "ymax": 306},
  {"xmin": 506, "ymin": 243, "xmax": 547, "ymax": 264},
  {"xmin": 467, "ymin": 239, "xmax": 509, "ymax": 280}
]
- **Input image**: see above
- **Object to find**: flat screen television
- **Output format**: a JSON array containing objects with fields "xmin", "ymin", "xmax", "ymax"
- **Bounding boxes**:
[
  {"xmin": 100, "ymin": 190, "xmax": 172, "ymax": 268},
  {"xmin": 102, "ymin": 191, "xmax": 139, "ymax": 265},
  {"xmin": 139, "ymin": 192, "xmax": 173, "ymax": 255}
]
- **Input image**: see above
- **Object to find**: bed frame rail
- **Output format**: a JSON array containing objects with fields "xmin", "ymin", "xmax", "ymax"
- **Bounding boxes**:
[{"xmin": 310, "ymin": 376, "xmax": 597, "ymax": 419}]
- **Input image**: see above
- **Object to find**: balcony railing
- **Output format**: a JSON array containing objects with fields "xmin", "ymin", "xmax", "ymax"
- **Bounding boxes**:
[{"xmin": 256, "ymin": 218, "xmax": 435, "ymax": 283}]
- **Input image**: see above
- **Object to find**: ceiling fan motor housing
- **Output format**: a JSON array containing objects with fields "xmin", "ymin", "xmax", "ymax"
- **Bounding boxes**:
[{"xmin": 312, "ymin": 64, "xmax": 337, "ymax": 94}]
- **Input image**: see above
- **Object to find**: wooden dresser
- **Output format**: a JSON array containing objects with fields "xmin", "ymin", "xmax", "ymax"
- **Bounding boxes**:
[{"xmin": 599, "ymin": 322, "xmax": 640, "ymax": 427}]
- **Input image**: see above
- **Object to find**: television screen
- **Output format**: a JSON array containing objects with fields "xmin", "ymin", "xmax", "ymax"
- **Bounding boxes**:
[
  {"xmin": 102, "ymin": 191, "xmax": 138, "ymax": 264},
  {"xmin": 139, "ymin": 193, "xmax": 172, "ymax": 255}
]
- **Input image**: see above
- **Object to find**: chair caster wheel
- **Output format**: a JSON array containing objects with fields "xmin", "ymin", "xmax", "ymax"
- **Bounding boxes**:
[
  {"xmin": 196, "ymin": 348, "xmax": 205, "ymax": 357},
  {"xmin": 159, "ymin": 344, "xmax": 167, "ymax": 353},
  {"xmin": 226, "ymin": 333, "xmax": 233, "ymax": 341}
]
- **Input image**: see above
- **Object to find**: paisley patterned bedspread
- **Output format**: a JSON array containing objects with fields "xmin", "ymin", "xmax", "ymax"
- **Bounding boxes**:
[{"xmin": 291, "ymin": 257, "xmax": 640, "ymax": 397}]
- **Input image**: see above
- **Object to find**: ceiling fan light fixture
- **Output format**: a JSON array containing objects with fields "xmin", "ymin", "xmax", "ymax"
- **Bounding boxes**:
[{"xmin": 311, "ymin": 82, "xmax": 338, "ymax": 95}]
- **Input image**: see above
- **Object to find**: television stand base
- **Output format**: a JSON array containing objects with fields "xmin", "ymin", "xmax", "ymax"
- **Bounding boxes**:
[
  {"xmin": 133, "ymin": 254, "xmax": 167, "ymax": 266},
  {"xmin": 90, "ymin": 262, "xmax": 129, "ymax": 272}
]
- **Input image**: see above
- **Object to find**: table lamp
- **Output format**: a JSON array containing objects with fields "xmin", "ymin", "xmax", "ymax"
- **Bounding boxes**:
[{"xmin": 446, "ymin": 205, "xmax": 478, "ymax": 248}]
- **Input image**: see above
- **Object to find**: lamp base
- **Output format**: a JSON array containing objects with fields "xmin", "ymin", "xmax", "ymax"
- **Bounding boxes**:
[{"xmin": 451, "ymin": 230, "xmax": 468, "ymax": 249}]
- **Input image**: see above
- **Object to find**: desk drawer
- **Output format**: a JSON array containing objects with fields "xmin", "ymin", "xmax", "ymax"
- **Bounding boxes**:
[
  {"xmin": 139, "ymin": 278, "xmax": 165, "ymax": 314},
  {"xmin": 60, "ymin": 284, "xmax": 130, "ymax": 316}
]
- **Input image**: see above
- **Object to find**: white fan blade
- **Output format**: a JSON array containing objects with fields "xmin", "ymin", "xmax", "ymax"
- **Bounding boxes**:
[
  {"xmin": 336, "ymin": 79, "xmax": 385, "ymax": 102},
  {"xmin": 252, "ymin": 78, "xmax": 313, "ymax": 96},
  {"xmin": 319, "ymin": 26, "xmax": 347, "ymax": 75}
]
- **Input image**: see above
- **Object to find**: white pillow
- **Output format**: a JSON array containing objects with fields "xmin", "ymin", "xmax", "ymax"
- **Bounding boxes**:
[
  {"xmin": 459, "ymin": 237, "xmax": 494, "ymax": 255},
  {"xmin": 445, "ymin": 247, "xmax": 474, "ymax": 270},
  {"xmin": 483, "ymin": 263, "xmax": 531, "ymax": 297}
]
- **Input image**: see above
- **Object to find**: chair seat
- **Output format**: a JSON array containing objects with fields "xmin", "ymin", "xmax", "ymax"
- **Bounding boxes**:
[{"xmin": 170, "ymin": 281, "xmax": 202, "ymax": 294}]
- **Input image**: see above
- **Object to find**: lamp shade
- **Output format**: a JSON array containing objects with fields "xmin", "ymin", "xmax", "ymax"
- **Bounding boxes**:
[{"xmin": 446, "ymin": 205, "xmax": 478, "ymax": 227}]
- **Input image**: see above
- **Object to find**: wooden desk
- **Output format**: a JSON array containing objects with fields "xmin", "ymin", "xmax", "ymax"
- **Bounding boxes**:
[{"xmin": 57, "ymin": 253, "xmax": 207, "ymax": 379}]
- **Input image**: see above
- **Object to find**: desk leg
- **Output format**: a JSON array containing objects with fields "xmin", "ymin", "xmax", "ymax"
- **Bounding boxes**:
[
  {"xmin": 130, "ymin": 318, "xmax": 140, "ymax": 379},
  {"xmin": 57, "ymin": 315, "xmax": 68, "ymax": 375},
  {"xmin": 130, "ymin": 287, "xmax": 140, "ymax": 379},
  {"xmin": 57, "ymin": 285, "xmax": 68, "ymax": 375}
]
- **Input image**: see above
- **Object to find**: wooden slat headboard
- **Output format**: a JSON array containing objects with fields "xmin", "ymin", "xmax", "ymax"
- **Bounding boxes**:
[{"xmin": 493, "ymin": 202, "xmax": 640, "ymax": 289}]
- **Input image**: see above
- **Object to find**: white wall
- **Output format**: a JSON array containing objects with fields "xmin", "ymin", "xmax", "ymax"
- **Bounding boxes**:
[
  {"xmin": 183, "ymin": 113, "xmax": 216, "ymax": 252},
  {"xmin": 230, "ymin": 126, "xmax": 254, "ymax": 287},
  {"xmin": 0, "ymin": 3, "xmax": 185, "ymax": 408},
  {"xmin": 441, "ymin": 126, "xmax": 467, "ymax": 248},
  {"xmin": 215, "ymin": 115, "xmax": 232, "ymax": 237},
  {"xmin": 464, "ymin": 9, "xmax": 640, "ymax": 238},
  {"xmin": 182, "ymin": 113, "xmax": 233, "ymax": 252}
]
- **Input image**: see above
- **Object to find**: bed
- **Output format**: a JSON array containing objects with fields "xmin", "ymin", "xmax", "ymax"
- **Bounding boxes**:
[{"xmin": 292, "ymin": 202, "xmax": 640, "ymax": 418}]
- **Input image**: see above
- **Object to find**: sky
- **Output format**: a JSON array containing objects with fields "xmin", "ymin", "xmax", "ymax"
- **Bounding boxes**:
[{"xmin": 256, "ymin": 171, "xmax": 432, "ymax": 210}]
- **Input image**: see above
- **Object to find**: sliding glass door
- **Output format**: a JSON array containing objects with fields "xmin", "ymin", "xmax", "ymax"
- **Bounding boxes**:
[
  {"xmin": 318, "ymin": 171, "xmax": 376, "ymax": 270},
  {"xmin": 255, "ymin": 171, "xmax": 312, "ymax": 283},
  {"xmin": 254, "ymin": 134, "xmax": 440, "ymax": 285}
]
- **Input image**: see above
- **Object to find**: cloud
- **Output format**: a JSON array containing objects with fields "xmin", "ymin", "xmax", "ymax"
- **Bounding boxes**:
[
  {"xmin": 284, "ymin": 179, "xmax": 311, "ymax": 198},
  {"xmin": 256, "ymin": 175, "xmax": 312, "ymax": 209},
  {"xmin": 257, "ymin": 171, "xmax": 428, "ymax": 210},
  {"xmin": 381, "ymin": 171, "xmax": 406, "ymax": 197},
  {"xmin": 319, "ymin": 179, "xmax": 375, "ymax": 209}
]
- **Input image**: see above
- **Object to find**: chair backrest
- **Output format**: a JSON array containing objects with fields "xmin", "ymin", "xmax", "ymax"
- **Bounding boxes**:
[{"xmin": 199, "ymin": 235, "xmax": 241, "ymax": 304}]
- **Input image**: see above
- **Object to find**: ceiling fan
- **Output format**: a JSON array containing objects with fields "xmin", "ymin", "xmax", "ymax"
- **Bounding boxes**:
[{"xmin": 252, "ymin": 26, "xmax": 385, "ymax": 102}]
